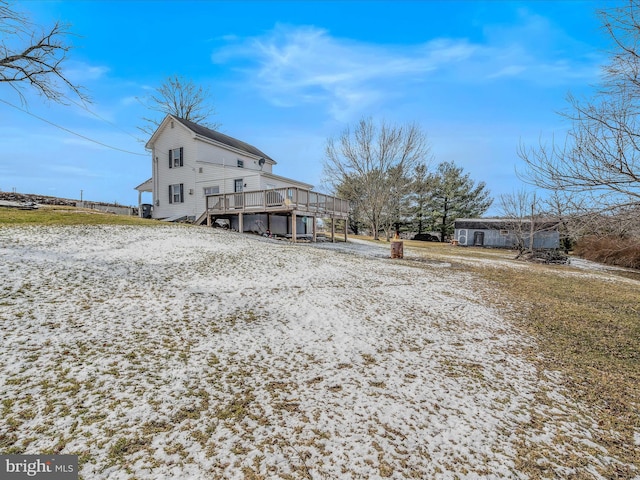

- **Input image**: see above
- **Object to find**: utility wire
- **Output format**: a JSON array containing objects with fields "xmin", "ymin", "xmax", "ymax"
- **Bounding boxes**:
[
  {"xmin": 60, "ymin": 93, "xmax": 147, "ymax": 144},
  {"xmin": 0, "ymin": 98, "xmax": 147, "ymax": 156}
]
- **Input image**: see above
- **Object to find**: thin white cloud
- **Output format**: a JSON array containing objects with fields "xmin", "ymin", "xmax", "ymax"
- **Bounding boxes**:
[
  {"xmin": 213, "ymin": 24, "xmax": 477, "ymax": 120},
  {"xmin": 480, "ymin": 8, "xmax": 603, "ymax": 83},
  {"xmin": 487, "ymin": 65, "xmax": 528, "ymax": 79},
  {"xmin": 119, "ymin": 96, "xmax": 139, "ymax": 106},
  {"xmin": 65, "ymin": 63, "xmax": 110, "ymax": 82},
  {"xmin": 213, "ymin": 14, "xmax": 603, "ymax": 121}
]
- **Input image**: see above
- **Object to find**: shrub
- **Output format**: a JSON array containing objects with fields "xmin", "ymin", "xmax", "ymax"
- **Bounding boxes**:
[{"xmin": 574, "ymin": 235, "xmax": 640, "ymax": 269}]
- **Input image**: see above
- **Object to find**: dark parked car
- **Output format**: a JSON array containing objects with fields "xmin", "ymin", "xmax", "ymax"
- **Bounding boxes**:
[{"xmin": 412, "ymin": 233, "xmax": 439, "ymax": 242}]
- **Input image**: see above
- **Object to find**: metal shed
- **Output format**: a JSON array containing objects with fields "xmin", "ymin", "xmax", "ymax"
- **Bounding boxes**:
[{"xmin": 454, "ymin": 218, "xmax": 560, "ymax": 249}]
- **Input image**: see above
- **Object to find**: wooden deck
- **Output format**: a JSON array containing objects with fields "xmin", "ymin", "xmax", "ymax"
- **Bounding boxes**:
[
  {"xmin": 204, "ymin": 187, "xmax": 349, "ymax": 242},
  {"xmin": 205, "ymin": 187, "xmax": 349, "ymax": 218}
]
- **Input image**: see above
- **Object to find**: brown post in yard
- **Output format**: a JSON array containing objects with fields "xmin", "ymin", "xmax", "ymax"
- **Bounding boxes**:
[
  {"xmin": 344, "ymin": 218, "xmax": 348, "ymax": 242},
  {"xmin": 391, "ymin": 233, "xmax": 404, "ymax": 259},
  {"xmin": 331, "ymin": 217, "xmax": 335, "ymax": 243}
]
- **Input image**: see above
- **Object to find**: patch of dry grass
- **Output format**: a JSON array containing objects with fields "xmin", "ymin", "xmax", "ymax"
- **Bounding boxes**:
[
  {"xmin": 0, "ymin": 205, "xmax": 158, "ymax": 226},
  {"xmin": 476, "ymin": 265, "xmax": 640, "ymax": 470},
  {"xmin": 395, "ymin": 237, "xmax": 640, "ymax": 473}
]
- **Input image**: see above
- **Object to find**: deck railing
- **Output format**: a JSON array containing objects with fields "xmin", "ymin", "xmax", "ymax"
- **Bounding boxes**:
[{"xmin": 206, "ymin": 187, "xmax": 349, "ymax": 217}]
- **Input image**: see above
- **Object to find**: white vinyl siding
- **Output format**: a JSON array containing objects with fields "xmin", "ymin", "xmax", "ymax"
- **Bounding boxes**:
[
  {"xmin": 150, "ymin": 115, "xmax": 313, "ymax": 220},
  {"xmin": 151, "ymin": 120, "xmax": 195, "ymax": 218}
]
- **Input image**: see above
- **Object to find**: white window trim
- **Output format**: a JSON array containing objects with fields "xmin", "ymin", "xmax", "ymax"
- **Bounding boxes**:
[
  {"xmin": 170, "ymin": 148, "xmax": 183, "ymax": 168},
  {"xmin": 169, "ymin": 183, "xmax": 184, "ymax": 204}
]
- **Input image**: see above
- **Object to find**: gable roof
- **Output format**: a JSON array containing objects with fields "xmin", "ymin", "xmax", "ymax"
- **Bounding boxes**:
[{"xmin": 170, "ymin": 116, "xmax": 275, "ymax": 163}]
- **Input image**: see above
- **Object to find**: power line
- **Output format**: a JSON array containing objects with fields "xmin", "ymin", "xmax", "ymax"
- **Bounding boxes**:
[
  {"xmin": 60, "ymin": 93, "xmax": 147, "ymax": 144},
  {"xmin": 0, "ymin": 98, "xmax": 147, "ymax": 156}
]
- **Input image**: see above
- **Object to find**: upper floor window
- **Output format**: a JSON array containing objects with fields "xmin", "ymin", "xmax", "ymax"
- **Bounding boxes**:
[
  {"xmin": 203, "ymin": 186, "xmax": 220, "ymax": 196},
  {"xmin": 169, "ymin": 147, "xmax": 183, "ymax": 168},
  {"xmin": 169, "ymin": 184, "xmax": 184, "ymax": 204},
  {"xmin": 237, "ymin": 159, "xmax": 244, "ymax": 168}
]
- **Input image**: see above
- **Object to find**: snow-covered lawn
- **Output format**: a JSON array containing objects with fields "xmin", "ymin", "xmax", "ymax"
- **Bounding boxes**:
[{"xmin": 0, "ymin": 225, "xmax": 633, "ymax": 479}]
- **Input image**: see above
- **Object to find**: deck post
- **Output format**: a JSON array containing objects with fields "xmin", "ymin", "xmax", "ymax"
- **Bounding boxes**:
[
  {"xmin": 238, "ymin": 213, "xmax": 244, "ymax": 233},
  {"xmin": 207, "ymin": 214, "xmax": 212, "ymax": 227},
  {"xmin": 331, "ymin": 217, "xmax": 335, "ymax": 243},
  {"xmin": 292, "ymin": 212, "xmax": 297, "ymax": 243},
  {"xmin": 312, "ymin": 216, "xmax": 317, "ymax": 242}
]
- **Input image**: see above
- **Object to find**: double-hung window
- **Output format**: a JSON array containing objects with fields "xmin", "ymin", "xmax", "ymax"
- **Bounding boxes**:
[
  {"xmin": 169, "ymin": 184, "xmax": 184, "ymax": 204},
  {"xmin": 169, "ymin": 147, "xmax": 184, "ymax": 168},
  {"xmin": 237, "ymin": 159, "xmax": 244, "ymax": 168}
]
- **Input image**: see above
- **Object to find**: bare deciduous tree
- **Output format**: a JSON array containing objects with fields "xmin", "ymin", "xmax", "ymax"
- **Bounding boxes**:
[
  {"xmin": 500, "ymin": 189, "xmax": 598, "ymax": 254},
  {"xmin": 323, "ymin": 117, "xmax": 431, "ymax": 240},
  {"xmin": 541, "ymin": 190, "xmax": 595, "ymax": 252},
  {"xmin": 499, "ymin": 189, "xmax": 541, "ymax": 253},
  {"xmin": 518, "ymin": 1, "xmax": 640, "ymax": 213},
  {"xmin": 379, "ymin": 165, "xmax": 413, "ymax": 241},
  {"xmin": 139, "ymin": 75, "xmax": 220, "ymax": 137},
  {"xmin": 518, "ymin": 93, "xmax": 640, "ymax": 211},
  {"xmin": 0, "ymin": 1, "xmax": 86, "ymax": 104}
]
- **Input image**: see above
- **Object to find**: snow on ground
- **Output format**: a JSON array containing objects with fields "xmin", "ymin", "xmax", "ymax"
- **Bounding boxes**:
[{"xmin": 0, "ymin": 225, "xmax": 634, "ymax": 479}]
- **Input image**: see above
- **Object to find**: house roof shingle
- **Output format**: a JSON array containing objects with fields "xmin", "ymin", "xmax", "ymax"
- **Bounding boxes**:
[{"xmin": 172, "ymin": 116, "xmax": 275, "ymax": 163}]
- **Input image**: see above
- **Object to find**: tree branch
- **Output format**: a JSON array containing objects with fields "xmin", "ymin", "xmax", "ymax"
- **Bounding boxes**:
[{"xmin": 0, "ymin": 5, "xmax": 87, "ymax": 104}]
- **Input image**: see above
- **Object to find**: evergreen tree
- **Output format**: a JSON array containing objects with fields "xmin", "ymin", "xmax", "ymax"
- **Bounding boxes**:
[
  {"xmin": 409, "ymin": 163, "xmax": 430, "ymax": 235},
  {"xmin": 426, "ymin": 161, "xmax": 492, "ymax": 241}
]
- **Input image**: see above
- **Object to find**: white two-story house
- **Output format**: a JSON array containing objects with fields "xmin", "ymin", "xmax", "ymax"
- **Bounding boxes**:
[{"xmin": 135, "ymin": 115, "xmax": 349, "ymax": 241}]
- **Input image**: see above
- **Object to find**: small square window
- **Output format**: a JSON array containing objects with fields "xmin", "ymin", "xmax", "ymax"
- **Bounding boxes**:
[
  {"xmin": 500, "ymin": 229, "xmax": 509, "ymax": 236},
  {"xmin": 237, "ymin": 159, "xmax": 244, "ymax": 168}
]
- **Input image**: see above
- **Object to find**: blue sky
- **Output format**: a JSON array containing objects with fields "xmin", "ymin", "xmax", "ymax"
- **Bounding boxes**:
[{"xmin": 1, "ymin": 1, "xmax": 613, "ymax": 213}]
